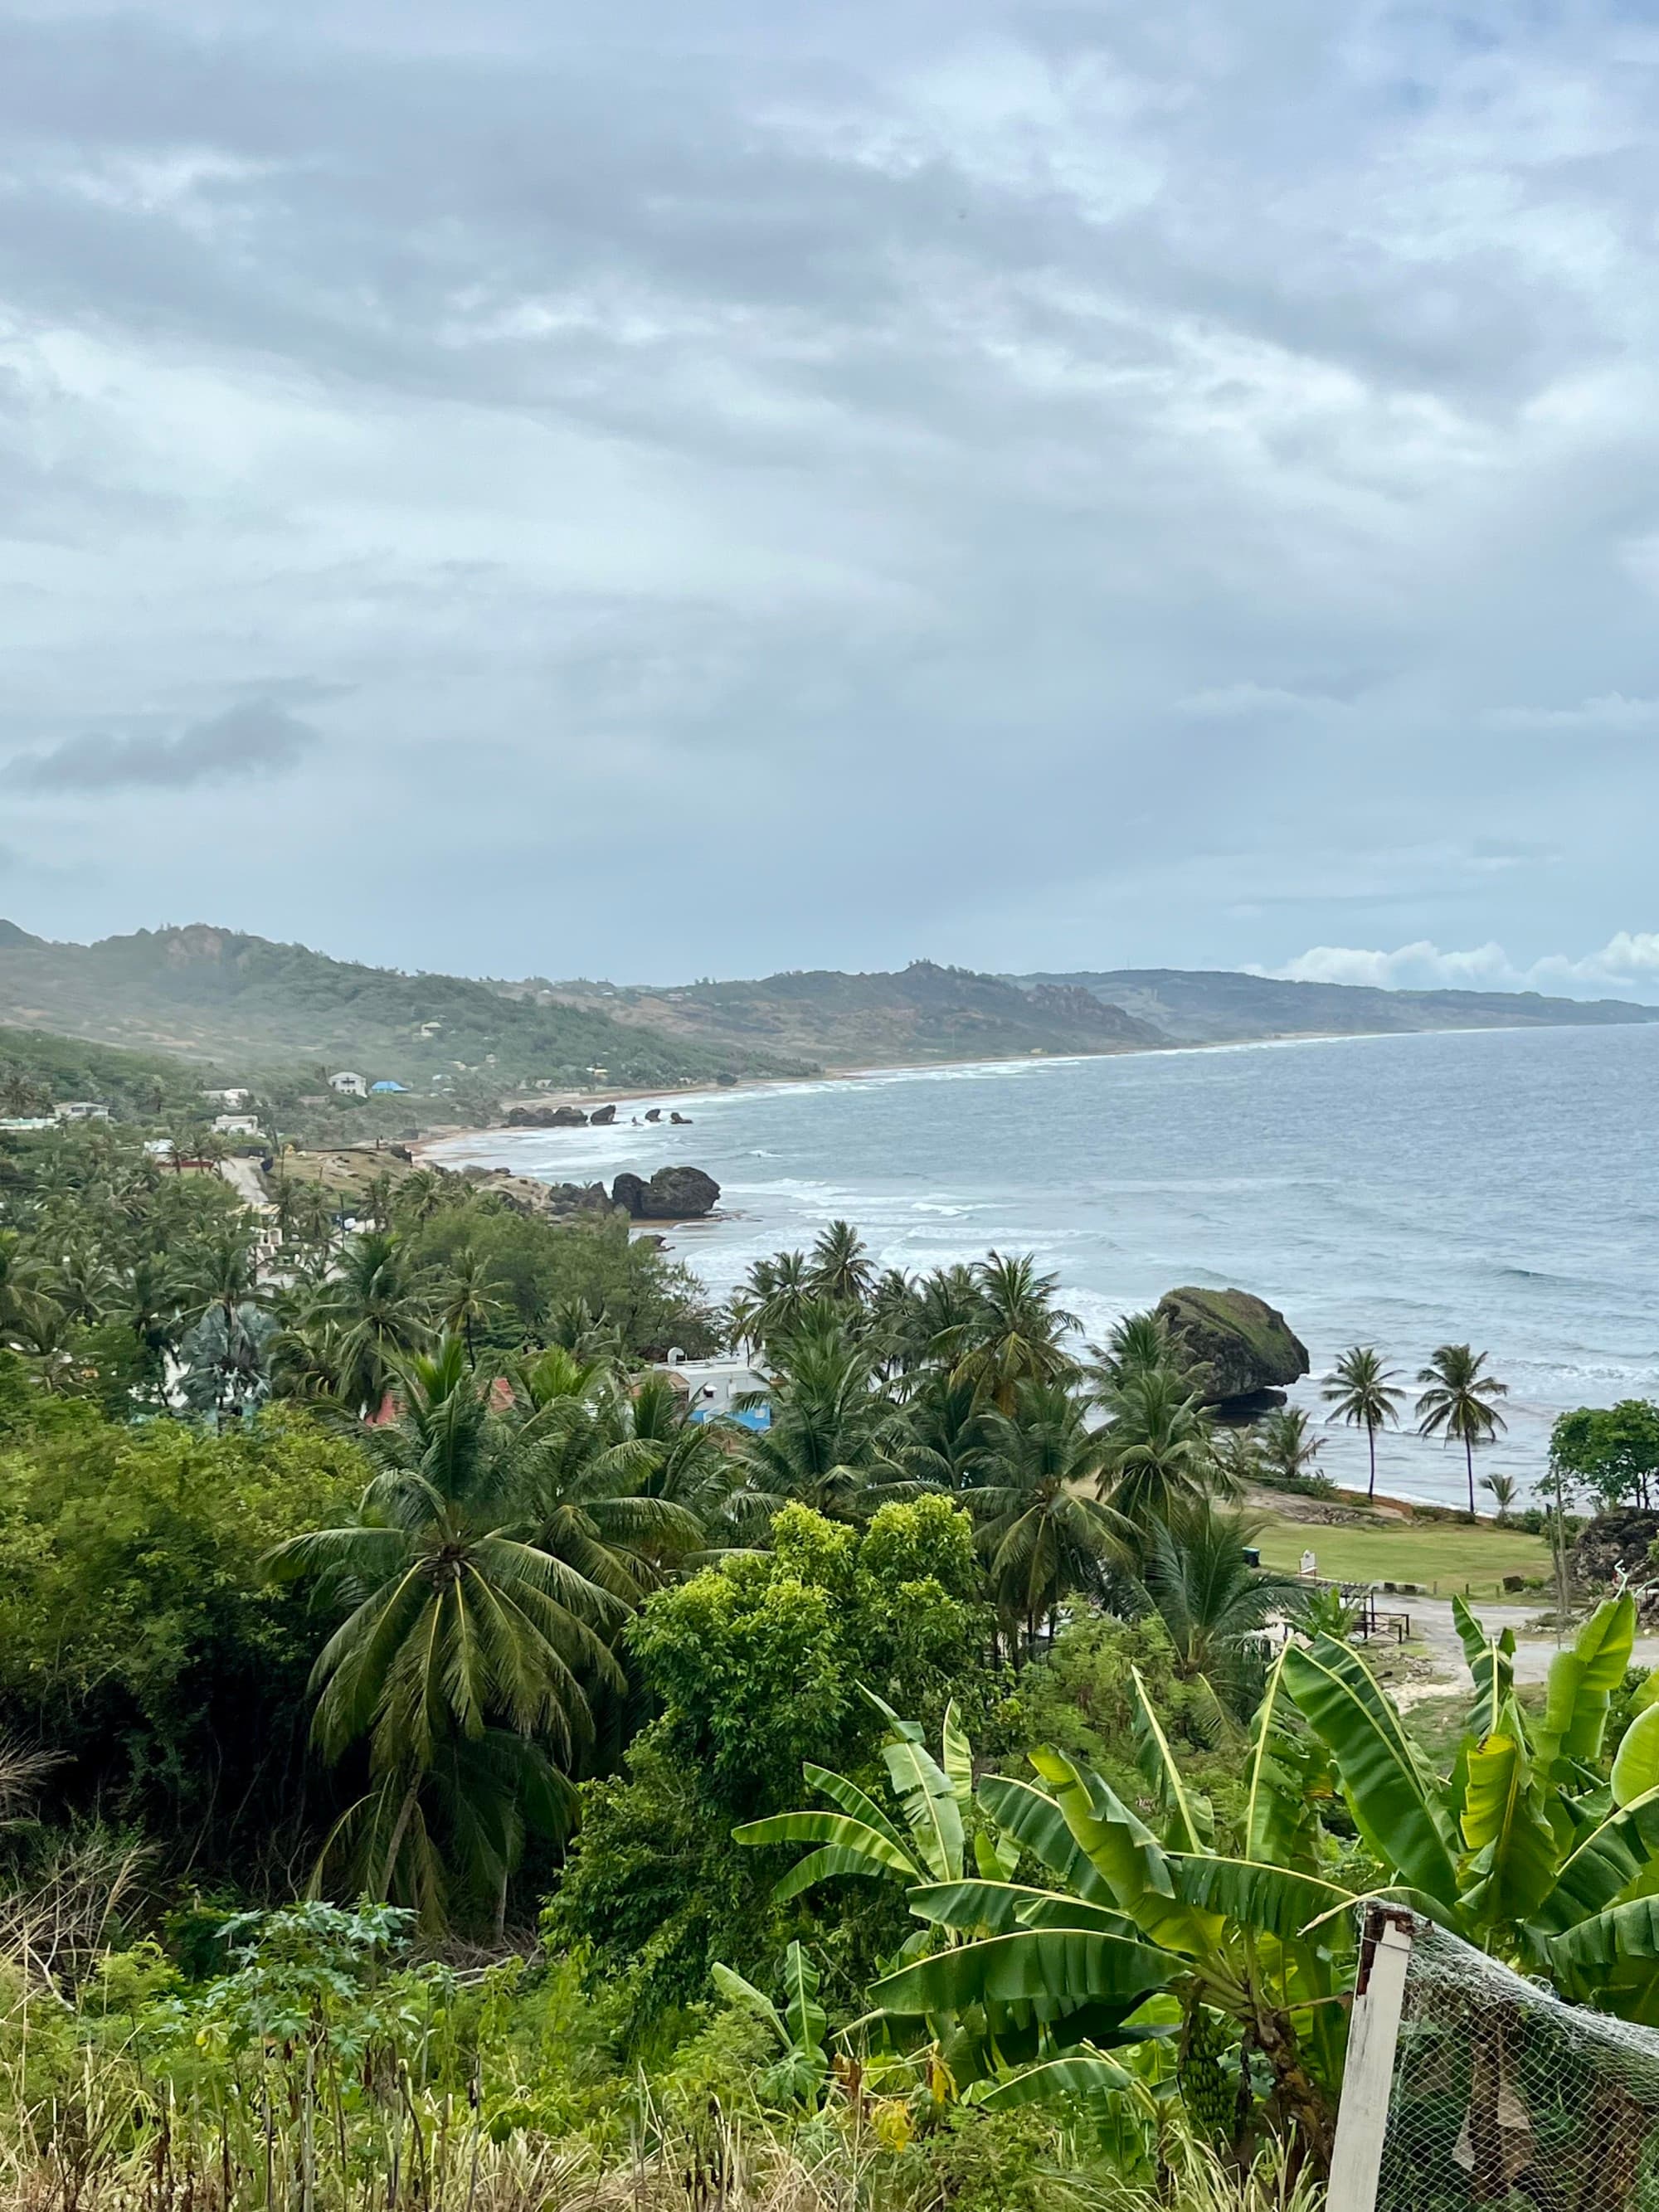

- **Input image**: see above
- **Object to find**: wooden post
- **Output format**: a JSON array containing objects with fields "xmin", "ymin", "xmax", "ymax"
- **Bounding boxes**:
[{"xmin": 1328, "ymin": 1910, "xmax": 1414, "ymax": 2212}]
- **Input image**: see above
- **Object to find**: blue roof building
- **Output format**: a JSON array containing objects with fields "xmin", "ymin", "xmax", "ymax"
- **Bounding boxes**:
[{"xmin": 369, "ymin": 1080, "xmax": 410, "ymax": 1093}]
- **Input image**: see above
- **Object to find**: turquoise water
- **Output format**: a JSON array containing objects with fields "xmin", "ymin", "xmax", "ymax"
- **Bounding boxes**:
[{"xmin": 427, "ymin": 1023, "xmax": 1659, "ymax": 1507}]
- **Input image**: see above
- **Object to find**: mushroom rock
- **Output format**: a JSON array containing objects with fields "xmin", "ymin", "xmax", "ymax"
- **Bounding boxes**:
[
  {"xmin": 1153, "ymin": 1286, "xmax": 1310, "ymax": 1407},
  {"xmin": 610, "ymin": 1165, "xmax": 722, "ymax": 1220}
]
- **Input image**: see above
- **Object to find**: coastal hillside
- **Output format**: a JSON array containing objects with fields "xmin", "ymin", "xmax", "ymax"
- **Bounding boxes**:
[
  {"xmin": 523, "ymin": 960, "xmax": 1169, "ymax": 1065},
  {"xmin": 0, "ymin": 922, "xmax": 805, "ymax": 1087},
  {"xmin": 1015, "ymin": 966, "xmax": 1659, "ymax": 1044}
]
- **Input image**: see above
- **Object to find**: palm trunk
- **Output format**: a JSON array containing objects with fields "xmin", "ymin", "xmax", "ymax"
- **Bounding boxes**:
[
  {"xmin": 1367, "ymin": 1419, "xmax": 1377, "ymax": 1500},
  {"xmin": 1465, "ymin": 1433, "xmax": 1477, "ymax": 1520},
  {"xmin": 382, "ymin": 1779, "xmax": 421, "ymax": 1901}
]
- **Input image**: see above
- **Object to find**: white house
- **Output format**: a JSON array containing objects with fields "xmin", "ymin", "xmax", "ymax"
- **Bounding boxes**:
[
  {"xmin": 54, "ymin": 1101, "xmax": 109, "ymax": 1122},
  {"xmin": 212, "ymin": 1113, "xmax": 262, "ymax": 1137},
  {"xmin": 328, "ymin": 1072, "xmax": 367, "ymax": 1097},
  {"xmin": 202, "ymin": 1087, "xmax": 252, "ymax": 1110},
  {"xmin": 656, "ymin": 1351, "xmax": 771, "ymax": 1431}
]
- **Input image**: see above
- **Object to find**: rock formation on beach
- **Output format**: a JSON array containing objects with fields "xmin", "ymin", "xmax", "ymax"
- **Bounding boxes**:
[
  {"xmin": 589, "ymin": 1103, "xmax": 618, "ymax": 1125},
  {"xmin": 1155, "ymin": 1286, "xmax": 1309, "ymax": 1407},
  {"xmin": 505, "ymin": 1102, "xmax": 588, "ymax": 1127},
  {"xmin": 611, "ymin": 1165, "xmax": 721, "ymax": 1220}
]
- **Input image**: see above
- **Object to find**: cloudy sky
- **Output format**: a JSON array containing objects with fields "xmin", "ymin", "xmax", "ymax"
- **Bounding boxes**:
[{"xmin": 3, "ymin": 0, "xmax": 1659, "ymax": 994}]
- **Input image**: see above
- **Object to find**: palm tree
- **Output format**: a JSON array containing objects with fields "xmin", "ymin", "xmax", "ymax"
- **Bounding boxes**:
[
  {"xmin": 731, "ymin": 1251, "xmax": 815, "ymax": 1352},
  {"xmin": 393, "ymin": 1167, "xmax": 445, "ymax": 1228},
  {"xmin": 1416, "ymin": 1344, "xmax": 1509, "ymax": 1519},
  {"xmin": 807, "ymin": 1219, "xmax": 875, "ymax": 1306},
  {"xmin": 1135, "ymin": 1505, "xmax": 1304, "ymax": 1711},
  {"xmin": 0, "ymin": 1231, "xmax": 55, "ymax": 1347},
  {"xmin": 441, "ymin": 1247, "xmax": 504, "ymax": 1366},
  {"xmin": 889, "ymin": 1367, "xmax": 996, "ymax": 1492},
  {"xmin": 1084, "ymin": 1309, "xmax": 1172, "ymax": 1404},
  {"xmin": 1256, "ymin": 1406, "xmax": 1325, "ymax": 1491},
  {"xmin": 302, "ymin": 1230, "xmax": 435, "ymax": 1414},
  {"xmin": 1321, "ymin": 1345, "xmax": 1404, "ymax": 1500},
  {"xmin": 1481, "ymin": 1471, "xmax": 1519, "ymax": 1526},
  {"xmin": 944, "ymin": 1252, "xmax": 1079, "ymax": 1415},
  {"xmin": 263, "ymin": 1338, "xmax": 627, "ymax": 1923},
  {"xmin": 1098, "ymin": 1367, "xmax": 1216, "ymax": 1532},
  {"xmin": 972, "ymin": 1380, "xmax": 1127, "ymax": 1655},
  {"xmin": 113, "ymin": 1254, "xmax": 184, "ymax": 1391},
  {"xmin": 738, "ymin": 1324, "xmax": 905, "ymax": 1523}
]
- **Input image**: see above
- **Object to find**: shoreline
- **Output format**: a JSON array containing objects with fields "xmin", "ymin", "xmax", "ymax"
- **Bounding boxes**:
[{"xmin": 409, "ymin": 1018, "xmax": 1570, "ymax": 1164}]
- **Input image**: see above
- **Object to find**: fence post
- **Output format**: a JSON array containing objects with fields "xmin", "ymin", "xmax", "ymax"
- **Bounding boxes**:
[{"xmin": 1328, "ymin": 1909, "xmax": 1414, "ymax": 2212}]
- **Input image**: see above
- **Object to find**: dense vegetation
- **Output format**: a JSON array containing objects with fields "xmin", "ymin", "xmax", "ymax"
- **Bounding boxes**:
[
  {"xmin": 4, "ymin": 1115, "xmax": 1658, "ymax": 2210},
  {"xmin": 0, "ymin": 922, "xmax": 805, "ymax": 1086}
]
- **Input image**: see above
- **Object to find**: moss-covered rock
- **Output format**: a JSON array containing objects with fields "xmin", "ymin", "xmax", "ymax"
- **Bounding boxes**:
[{"xmin": 1154, "ymin": 1286, "xmax": 1309, "ymax": 1406}]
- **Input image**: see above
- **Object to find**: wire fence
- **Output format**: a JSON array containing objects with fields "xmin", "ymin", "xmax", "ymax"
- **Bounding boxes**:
[{"xmin": 1375, "ymin": 1920, "xmax": 1659, "ymax": 2212}]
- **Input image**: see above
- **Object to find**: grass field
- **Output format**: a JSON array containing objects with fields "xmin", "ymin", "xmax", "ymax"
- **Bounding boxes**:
[{"xmin": 1254, "ymin": 1514, "xmax": 1553, "ymax": 1598}]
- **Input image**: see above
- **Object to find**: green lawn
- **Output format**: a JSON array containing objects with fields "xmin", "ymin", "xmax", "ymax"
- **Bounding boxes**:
[{"xmin": 1254, "ymin": 1514, "xmax": 1552, "ymax": 1599}]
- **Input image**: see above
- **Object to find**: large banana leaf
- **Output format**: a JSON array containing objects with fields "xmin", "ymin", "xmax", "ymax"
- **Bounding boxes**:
[
  {"xmin": 781, "ymin": 1940, "xmax": 826, "ymax": 2057},
  {"xmin": 800, "ymin": 1762, "xmax": 912, "ymax": 1858},
  {"xmin": 733, "ymin": 1810, "xmax": 920, "ymax": 1891},
  {"xmin": 1165, "ymin": 1853, "xmax": 1358, "ymax": 1941},
  {"xmin": 1243, "ymin": 1646, "xmax": 1324, "ymax": 1869},
  {"xmin": 1525, "ymin": 1789, "xmax": 1659, "ymax": 1935},
  {"xmin": 1548, "ymin": 1894, "xmax": 1659, "ymax": 1971},
  {"xmin": 712, "ymin": 1962, "xmax": 786, "ymax": 2040},
  {"xmin": 883, "ymin": 1731, "xmax": 966, "ymax": 1883},
  {"xmin": 976, "ymin": 1773, "xmax": 1115, "ymax": 1906},
  {"xmin": 1283, "ymin": 1636, "xmax": 1461, "ymax": 1908},
  {"xmin": 1029, "ymin": 1748, "xmax": 1214, "ymax": 1954},
  {"xmin": 941, "ymin": 1699, "xmax": 975, "ymax": 1819},
  {"xmin": 872, "ymin": 1928, "xmax": 1175, "ymax": 2015},
  {"xmin": 1533, "ymin": 1596, "xmax": 1636, "ymax": 1777},
  {"xmin": 1613, "ymin": 1708, "xmax": 1659, "ymax": 1808},
  {"xmin": 1458, "ymin": 1722, "xmax": 1559, "ymax": 1924},
  {"xmin": 966, "ymin": 2052, "xmax": 1140, "ymax": 2109},
  {"xmin": 905, "ymin": 1879, "xmax": 1090, "ymax": 1935},
  {"xmin": 1453, "ymin": 1595, "xmax": 1516, "ymax": 1741},
  {"xmin": 1131, "ymin": 1667, "xmax": 1211, "ymax": 1852}
]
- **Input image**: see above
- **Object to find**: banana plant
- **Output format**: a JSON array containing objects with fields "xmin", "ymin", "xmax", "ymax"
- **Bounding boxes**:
[
  {"xmin": 1281, "ymin": 1594, "xmax": 1659, "ymax": 2011},
  {"xmin": 865, "ymin": 1600, "xmax": 1659, "ymax": 2161},
  {"xmin": 710, "ymin": 1941, "xmax": 830, "ymax": 2109},
  {"xmin": 868, "ymin": 1653, "xmax": 1357, "ymax": 2172},
  {"xmin": 733, "ymin": 1694, "xmax": 1015, "ymax": 1910}
]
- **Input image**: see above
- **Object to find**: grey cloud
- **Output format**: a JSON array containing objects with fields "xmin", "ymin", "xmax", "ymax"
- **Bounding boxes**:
[
  {"xmin": 0, "ymin": 1, "xmax": 1657, "ymax": 981},
  {"xmin": 8, "ymin": 702, "xmax": 320, "ymax": 794}
]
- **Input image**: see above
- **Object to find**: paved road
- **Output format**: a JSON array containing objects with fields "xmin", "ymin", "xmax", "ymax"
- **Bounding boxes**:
[
  {"xmin": 218, "ymin": 1156, "xmax": 268, "ymax": 1209},
  {"xmin": 1400, "ymin": 1595, "xmax": 1659, "ymax": 1689}
]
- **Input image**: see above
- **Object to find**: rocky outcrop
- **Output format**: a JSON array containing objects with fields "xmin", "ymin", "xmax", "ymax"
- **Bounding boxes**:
[
  {"xmin": 644, "ymin": 1106, "xmax": 662, "ymax": 1123},
  {"xmin": 1155, "ymin": 1286, "xmax": 1309, "ymax": 1407},
  {"xmin": 589, "ymin": 1103, "xmax": 617, "ymax": 1125},
  {"xmin": 1572, "ymin": 1510, "xmax": 1659, "ymax": 1587},
  {"xmin": 505, "ymin": 1103, "xmax": 589, "ymax": 1128},
  {"xmin": 611, "ymin": 1165, "xmax": 721, "ymax": 1220}
]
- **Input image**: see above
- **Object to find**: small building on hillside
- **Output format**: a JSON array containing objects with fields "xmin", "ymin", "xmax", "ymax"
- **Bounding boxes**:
[
  {"xmin": 55, "ymin": 1101, "xmax": 109, "ymax": 1122},
  {"xmin": 369, "ymin": 1079, "xmax": 409, "ymax": 1094},
  {"xmin": 656, "ymin": 1351, "xmax": 771, "ymax": 1432},
  {"xmin": 202, "ymin": 1087, "xmax": 252, "ymax": 1110},
  {"xmin": 212, "ymin": 1113, "xmax": 262, "ymax": 1137},
  {"xmin": 329, "ymin": 1072, "xmax": 367, "ymax": 1097}
]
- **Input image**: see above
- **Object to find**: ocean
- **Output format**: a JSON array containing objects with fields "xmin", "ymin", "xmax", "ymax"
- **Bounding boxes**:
[{"xmin": 424, "ymin": 1021, "xmax": 1659, "ymax": 1508}]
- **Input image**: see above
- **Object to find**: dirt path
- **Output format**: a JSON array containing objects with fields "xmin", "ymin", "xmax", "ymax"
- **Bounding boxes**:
[
  {"xmin": 218, "ymin": 1156, "xmax": 268, "ymax": 1209},
  {"xmin": 1399, "ymin": 1594, "xmax": 1659, "ymax": 1689}
]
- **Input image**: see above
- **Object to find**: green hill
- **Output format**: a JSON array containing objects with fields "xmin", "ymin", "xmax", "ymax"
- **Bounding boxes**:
[
  {"xmin": 0, "ymin": 924, "xmax": 806, "ymax": 1088},
  {"xmin": 537, "ymin": 960, "xmax": 1168, "ymax": 1066},
  {"xmin": 0, "ymin": 1025, "xmax": 211, "ymax": 1119},
  {"xmin": 1015, "ymin": 966, "xmax": 1659, "ymax": 1044}
]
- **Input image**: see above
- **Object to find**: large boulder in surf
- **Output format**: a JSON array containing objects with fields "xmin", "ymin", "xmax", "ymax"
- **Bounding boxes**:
[
  {"xmin": 588, "ymin": 1102, "xmax": 618, "ymax": 1125},
  {"xmin": 1155, "ymin": 1286, "xmax": 1309, "ymax": 1407},
  {"xmin": 611, "ymin": 1165, "xmax": 721, "ymax": 1220}
]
